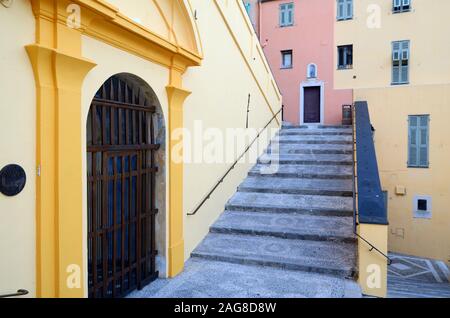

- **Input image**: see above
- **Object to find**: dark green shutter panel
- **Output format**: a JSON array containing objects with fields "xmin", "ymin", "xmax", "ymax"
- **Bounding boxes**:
[
  {"xmin": 409, "ymin": 116, "xmax": 418, "ymax": 166},
  {"xmin": 280, "ymin": 5, "xmax": 285, "ymax": 25},
  {"xmin": 418, "ymin": 116, "xmax": 429, "ymax": 167},
  {"xmin": 338, "ymin": 0, "xmax": 344, "ymax": 19},
  {"xmin": 346, "ymin": 0, "xmax": 353, "ymax": 18},
  {"xmin": 392, "ymin": 42, "xmax": 401, "ymax": 84},
  {"xmin": 400, "ymin": 41, "xmax": 410, "ymax": 83}
]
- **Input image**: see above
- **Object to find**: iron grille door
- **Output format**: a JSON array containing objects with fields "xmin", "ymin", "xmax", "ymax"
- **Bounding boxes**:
[{"xmin": 87, "ymin": 76, "xmax": 159, "ymax": 298}]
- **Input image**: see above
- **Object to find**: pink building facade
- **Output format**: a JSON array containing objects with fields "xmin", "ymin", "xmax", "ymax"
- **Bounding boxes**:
[{"xmin": 256, "ymin": 0, "xmax": 352, "ymax": 125}]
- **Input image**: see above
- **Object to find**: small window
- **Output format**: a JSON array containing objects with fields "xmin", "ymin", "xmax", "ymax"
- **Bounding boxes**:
[
  {"xmin": 393, "ymin": 0, "xmax": 411, "ymax": 13},
  {"xmin": 337, "ymin": 0, "xmax": 353, "ymax": 21},
  {"xmin": 417, "ymin": 199, "xmax": 427, "ymax": 211},
  {"xmin": 392, "ymin": 40, "xmax": 410, "ymax": 84},
  {"xmin": 413, "ymin": 195, "xmax": 432, "ymax": 219},
  {"xmin": 408, "ymin": 115, "xmax": 429, "ymax": 168},
  {"xmin": 281, "ymin": 50, "xmax": 293, "ymax": 69},
  {"xmin": 307, "ymin": 63, "xmax": 317, "ymax": 78},
  {"xmin": 337, "ymin": 45, "xmax": 353, "ymax": 69},
  {"xmin": 280, "ymin": 3, "xmax": 294, "ymax": 27}
]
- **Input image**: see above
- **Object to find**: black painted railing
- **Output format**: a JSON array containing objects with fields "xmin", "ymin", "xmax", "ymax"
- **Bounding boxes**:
[
  {"xmin": 0, "ymin": 289, "xmax": 29, "ymax": 298},
  {"xmin": 352, "ymin": 101, "xmax": 392, "ymax": 265}
]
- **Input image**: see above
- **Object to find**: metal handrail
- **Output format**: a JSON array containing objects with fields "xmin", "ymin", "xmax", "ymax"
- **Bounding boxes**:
[
  {"xmin": 0, "ymin": 289, "xmax": 29, "ymax": 298},
  {"xmin": 187, "ymin": 107, "xmax": 283, "ymax": 216},
  {"xmin": 351, "ymin": 104, "xmax": 392, "ymax": 266}
]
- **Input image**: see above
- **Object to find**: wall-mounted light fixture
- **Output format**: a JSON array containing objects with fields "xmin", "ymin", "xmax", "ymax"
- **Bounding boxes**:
[{"xmin": 1, "ymin": 0, "xmax": 14, "ymax": 8}]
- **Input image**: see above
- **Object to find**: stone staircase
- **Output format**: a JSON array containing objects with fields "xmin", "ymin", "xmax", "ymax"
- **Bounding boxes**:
[{"xmin": 191, "ymin": 125, "xmax": 359, "ymax": 290}]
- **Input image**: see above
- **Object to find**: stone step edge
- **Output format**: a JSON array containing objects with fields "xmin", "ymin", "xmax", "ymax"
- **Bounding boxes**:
[
  {"xmin": 191, "ymin": 251, "xmax": 357, "ymax": 279},
  {"xmin": 237, "ymin": 186, "xmax": 353, "ymax": 197},
  {"xmin": 224, "ymin": 204, "xmax": 354, "ymax": 217},
  {"xmin": 210, "ymin": 224, "xmax": 357, "ymax": 244}
]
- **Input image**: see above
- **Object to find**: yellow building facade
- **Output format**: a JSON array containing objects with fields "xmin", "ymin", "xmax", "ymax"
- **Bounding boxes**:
[
  {"xmin": 335, "ymin": 0, "xmax": 450, "ymax": 268},
  {"xmin": 0, "ymin": 0, "xmax": 281, "ymax": 298}
]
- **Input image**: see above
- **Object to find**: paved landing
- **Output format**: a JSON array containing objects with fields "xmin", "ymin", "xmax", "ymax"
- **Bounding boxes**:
[
  {"xmin": 388, "ymin": 253, "xmax": 450, "ymax": 298},
  {"xmin": 128, "ymin": 259, "xmax": 361, "ymax": 298}
]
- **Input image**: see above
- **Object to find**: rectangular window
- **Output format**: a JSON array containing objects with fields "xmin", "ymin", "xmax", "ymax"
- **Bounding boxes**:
[
  {"xmin": 408, "ymin": 115, "xmax": 429, "ymax": 168},
  {"xmin": 337, "ymin": 45, "xmax": 353, "ymax": 69},
  {"xmin": 281, "ymin": 50, "xmax": 293, "ymax": 69},
  {"xmin": 392, "ymin": 40, "xmax": 410, "ymax": 84},
  {"xmin": 337, "ymin": 0, "xmax": 353, "ymax": 20},
  {"xmin": 280, "ymin": 3, "xmax": 294, "ymax": 27},
  {"xmin": 393, "ymin": 0, "xmax": 411, "ymax": 13}
]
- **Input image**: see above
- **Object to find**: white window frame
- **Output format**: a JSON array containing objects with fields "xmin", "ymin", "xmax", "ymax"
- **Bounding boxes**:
[
  {"xmin": 281, "ymin": 50, "xmax": 293, "ymax": 69},
  {"xmin": 408, "ymin": 114, "xmax": 429, "ymax": 168},
  {"xmin": 413, "ymin": 195, "xmax": 432, "ymax": 219}
]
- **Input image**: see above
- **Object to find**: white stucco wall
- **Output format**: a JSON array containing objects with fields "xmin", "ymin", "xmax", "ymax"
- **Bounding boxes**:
[{"xmin": 0, "ymin": 1, "xmax": 36, "ymax": 297}]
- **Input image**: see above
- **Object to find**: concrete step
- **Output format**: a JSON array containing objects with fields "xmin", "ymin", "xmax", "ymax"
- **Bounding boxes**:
[
  {"xmin": 238, "ymin": 176, "xmax": 353, "ymax": 197},
  {"xmin": 211, "ymin": 211, "xmax": 356, "ymax": 243},
  {"xmin": 225, "ymin": 192, "xmax": 353, "ymax": 217},
  {"xmin": 192, "ymin": 233, "xmax": 357, "ymax": 278},
  {"xmin": 275, "ymin": 135, "xmax": 352, "ymax": 145},
  {"xmin": 258, "ymin": 153, "xmax": 353, "ymax": 166},
  {"xmin": 129, "ymin": 258, "xmax": 362, "ymax": 298},
  {"xmin": 249, "ymin": 164, "xmax": 353, "ymax": 180},
  {"xmin": 268, "ymin": 143, "xmax": 353, "ymax": 155},
  {"xmin": 279, "ymin": 129, "xmax": 352, "ymax": 136},
  {"xmin": 282, "ymin": 125, "xmax": 352, "ymax": 130}
]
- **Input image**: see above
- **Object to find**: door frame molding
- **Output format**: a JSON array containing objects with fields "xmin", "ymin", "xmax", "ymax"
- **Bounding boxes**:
[{"xmin": 300, "ymin": 80, "xmax": 325, "ymax": 125}]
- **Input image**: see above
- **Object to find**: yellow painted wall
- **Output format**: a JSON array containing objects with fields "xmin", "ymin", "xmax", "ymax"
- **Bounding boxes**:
[
  {"xmin": 104, "ymin": 0, "xmax": 199, "ymax": 54},
  {"xmin": 81, "ymin": 35, "xmax": 171, "ymax": 289},
  {"xmin": 358, "ymin": 224, "xmax": 388, "ymax": 298},
  {"xmin": 335, "ymin": 0, "xmax": 450, "ymax": 266},
  {"xmin": 0, "ymin": 1, "xmax": 36, "ymax": 297},
  {"xmin": 0, "ymin": 0, "xmax": 280, "ymax": 297},
  {"xmin": 355, "ymin": 86, "xmax": 450, "ymax": 266},
  {"xmin": 335, "ymin": 0, "xmax": 450, "ymax": 90},
  {"xmin": 182, "ymin": 0, "xmax": 281, "ymax": 259}
]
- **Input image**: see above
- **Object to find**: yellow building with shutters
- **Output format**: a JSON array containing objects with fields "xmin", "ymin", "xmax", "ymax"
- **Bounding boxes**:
[
  {"xmin": 0, "ymin": 0, "xmax": 282, "ymax": 298},
  {"xmin": 335, "ymin": 0, "xmax": 450, "ymax": 267}
]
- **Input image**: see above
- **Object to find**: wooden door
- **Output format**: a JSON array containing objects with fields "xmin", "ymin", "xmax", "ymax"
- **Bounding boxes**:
[{"xmin": 303, "ymin": 86, "xmax": 321, "ymax": 124}]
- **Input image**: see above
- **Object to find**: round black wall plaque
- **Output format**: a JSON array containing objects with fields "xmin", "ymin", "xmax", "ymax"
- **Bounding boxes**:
[{"xmin": 0, "ymin": 164, "xmax": 27, "ymax": 197}]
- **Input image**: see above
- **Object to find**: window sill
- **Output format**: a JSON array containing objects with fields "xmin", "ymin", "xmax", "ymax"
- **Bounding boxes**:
[
  {"xmin": 391, "ymin": 82, "xmax": 410, "ymax": 86},
  {"xmin": 279, "ymin": 24, "xmax": 294, "ymax": 28},
  {"xmin": 336, "ymin": 17, "xmax": 353, "ymax": 22},
  {"xmin": 407, "ymin": 165, "xmax": 429, "ymax": 169},
  {"xmin": 280, "ymin": 66, "xmax": 293, "ymax": 70},
  {"xmin": 392, "ymin": 9, "xmax": 411, "ymax": 14},
  {"xmin": 337, "ymin": 66, "xmax": 353, "ymax": 70}
]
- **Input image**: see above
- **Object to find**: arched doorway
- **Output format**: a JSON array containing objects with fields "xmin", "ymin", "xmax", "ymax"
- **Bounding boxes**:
[{"xmin": 86, "ymin": 74, "xmax": 164, "ymax": 298}]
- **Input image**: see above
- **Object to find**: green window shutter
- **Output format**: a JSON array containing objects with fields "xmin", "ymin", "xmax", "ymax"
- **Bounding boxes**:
[
  {"xmin": 346, "ymin": 0, "xmax": 353, "ymax": 19},
  {"xmin": 337, "ymin": 0, "xmax": 344, "ymax": 19},
  {"xmin": 287, "ymin": 9, "xmax": 292, "ymax": 25},
  {"xmin": 409, "ymin": 115, "xmax": 430, "ymax": 167},
  {"xmin": 418, "ymin": 115, "xmax": 430, "ymax": 167},
  {"xmin": 280, "ymin": 5, "xmax": 285, "ymax": 26},
  {"xmin": 408, "ymin": 116, "xmax": 418, "ymax": 166},
  {"xmin": 401, "ymin": 41, "xmax": 410, "ymax": 83}
]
